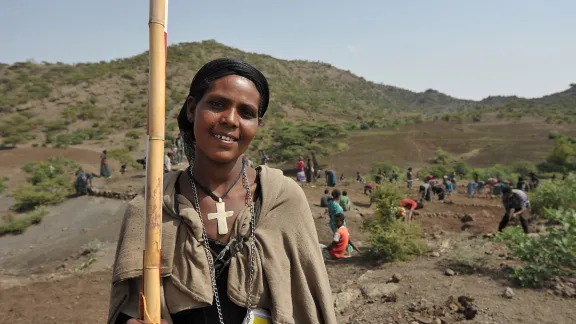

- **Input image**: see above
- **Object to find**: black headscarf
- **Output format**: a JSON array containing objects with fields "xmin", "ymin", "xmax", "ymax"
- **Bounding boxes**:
[{"xmin": 177, "ymin": 58, "xmax": 270, "ymax": 165}]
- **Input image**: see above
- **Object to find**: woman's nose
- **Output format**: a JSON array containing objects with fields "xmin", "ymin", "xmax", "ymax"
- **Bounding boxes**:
[{"xmin": 220, "ymin": 107, "xmax": 238, "ymax": 126}]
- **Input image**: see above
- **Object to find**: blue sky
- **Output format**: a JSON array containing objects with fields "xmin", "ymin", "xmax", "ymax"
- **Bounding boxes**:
[{"xmin": 2, "ymin": 0, "xmax": 575, "ymax": 100}]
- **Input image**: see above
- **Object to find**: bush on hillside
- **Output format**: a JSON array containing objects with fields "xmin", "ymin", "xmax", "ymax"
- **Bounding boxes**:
[
  {"xmin": 365, "ymin": 182, "xmax": 425, "ymax": 261},
  {"xmin": 13, "ymin": 157, "xmax": 79, "ymax": 211},
  {"xmin": 371, "ymin": 162, "xmax": 401, "ymax": 179},
  {"xmin": 0, "ymin": 207, "xmax": 48, "ymax": 235},
  {"xmin": 530, "ymin": 174, "xmax": 576, "ymax": 217},
  {"xmin": 107, "ymin": 148, "xmax": 140, "ymax": 168},
  {"xmin": 0, "ymin": 176, "xmax": 8, "ymax": 194},
  {"xmin": 538, "ymin": 136, "xmax": 576, "ymax": 173}
]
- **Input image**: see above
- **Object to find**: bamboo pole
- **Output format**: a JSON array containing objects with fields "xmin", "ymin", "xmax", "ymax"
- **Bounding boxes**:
[{"xmin": 140, "ymin": 0, "xmax": 168, "ymax": 323}]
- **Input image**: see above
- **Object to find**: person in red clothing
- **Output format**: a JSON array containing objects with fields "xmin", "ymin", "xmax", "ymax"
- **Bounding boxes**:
[
  {"xmin": 322, "ymin": 214, "xmax": 350, "ymax": 260},
  {"xmin": 296, "ymin": 156, "xmax": 306, "ymax": 184},
  {"xmin": 399, "ymin": 198, "xmax": 424, "ymax": 224}
]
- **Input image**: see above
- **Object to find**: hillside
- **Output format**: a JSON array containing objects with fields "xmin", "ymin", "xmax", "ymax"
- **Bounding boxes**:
[{"xmin": 1, "ymin": 40, "xmax": 575, "ymax": 150}]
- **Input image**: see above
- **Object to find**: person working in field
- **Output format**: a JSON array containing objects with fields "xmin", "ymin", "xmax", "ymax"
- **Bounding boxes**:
[
  {"xmin": 305, "ymin": 157, "xmax": 315, "ymax": 183},
  {"xmin": 320, "ymin": 213, "xmax": 360, "ymax": 260},
  {"xmin": 327, "ymin": 190, "xmax": 353, "ymax": 255},
  {"xmin": 390, "ymin": 170, "xmax": 398, "ymax": 183},
  {"xmin": 467, "ymin": 179, "xmax": 478, "ymax": 198},
  {"xmin": 406, "ymin": 167, "xmax": 414, "ymax": 189},
  {"xmin": 296, "ymin": 156, "xmax": 307, "ymax": 185},
  {"xmin": 325, "ymin": 169, "xmax": 337, "ymax": 187},
  {"xmin": 419, "ymin": 176, "xmax": 433, "ymax": 201},
  {"xmin": 320, "ymin": 189, "xmax": 332, "ymax": 207},
  {"xmin": 432, "ymin": 181, "xmax": 446, "ymax": 201},
  {"xmin": 75, "ymin": 168, "xmax": 89, "ymax": 196},
  {"xmin": 499, "ymin": 186, "xmax": 531, "ymax": 234},
  {"xmin": 399, "ymin": 198, "xmax": 424, "ymax": 224},
  {"xmin": 108, "ymin": 59, "xmax": 336, "ymax": 324},
  {"xmin": 340, "ymin": 190, "xmax": 351, "ymax": 211},
  {"xmin": 375, "ymin": 168, "xmax": 385, "ymax": 184}
]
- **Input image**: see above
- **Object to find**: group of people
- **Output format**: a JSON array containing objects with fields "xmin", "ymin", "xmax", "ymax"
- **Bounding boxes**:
[{"xmin": 319, "ymin": 188, "xmax": 359, "ymax": 260}]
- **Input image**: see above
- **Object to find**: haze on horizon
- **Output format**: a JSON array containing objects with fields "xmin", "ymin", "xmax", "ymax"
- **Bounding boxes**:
[{"xmin": 2, "ymin": 0, "xmax": 575, "ymax": 101}]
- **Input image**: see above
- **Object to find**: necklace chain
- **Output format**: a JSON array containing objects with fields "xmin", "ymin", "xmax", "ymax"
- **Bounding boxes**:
[
  {"xmin": 188, "ymin": 167, "xmax": 256, "ymax": 324},
  {"xmin": 189, "ymin": 160, "xmax": 245, "ymax": 202}
]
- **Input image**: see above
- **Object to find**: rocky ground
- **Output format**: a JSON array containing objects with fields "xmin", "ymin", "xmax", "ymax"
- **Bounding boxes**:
[{"xmin": 0, "ymin": 148, "xmax": 575, "ymax": 323}]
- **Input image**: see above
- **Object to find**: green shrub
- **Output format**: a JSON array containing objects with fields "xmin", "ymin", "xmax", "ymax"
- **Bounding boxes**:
[
  {"xmin": 371, "ymin": 162, "xmax": 401, "ymax": 177},
  {"xmin": 0, "ymin": 176, "xmax": 8, "ymax": 194},
  {"xmin": 13, "ymin": 157, "xmax": 79, "ymax": 211},
  {"xmin": 364, "ymin": 182, "xmax": 424, "ymax": 261},
  {"xmin": 0, "ymin": 207, "xmax": 48, "ymax": 235},
  {"xmin": 495, "ymin": 209, "xmax": 576, "ymax": 287},
  {"xmin": 530, "ymin": 174, "xmax": 576, "ymax": 217},
  {"xmin": 107, "ymin": 148, "xmax": 139, "ymax": 168},
  {"xmin": 366, "ymin": 218, "xmax": 425, "ymax": 261},
  {"xmin": 125, "ymin": 130, "xmax": 143, "ymax": 140},
  {"xmin": 123, "ymin": 139, "xmax": 139, "ymax": 152}
]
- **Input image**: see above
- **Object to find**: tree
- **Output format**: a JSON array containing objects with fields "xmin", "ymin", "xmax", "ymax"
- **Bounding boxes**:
[{"xmin": 265, "ymin": 121, "xmax": 348, "ymax": 162}]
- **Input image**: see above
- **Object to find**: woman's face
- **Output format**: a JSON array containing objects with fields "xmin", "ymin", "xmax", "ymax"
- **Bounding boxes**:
[{"xmin": 187, "ymin": 75, "xmax": 261, "ymax": 164}]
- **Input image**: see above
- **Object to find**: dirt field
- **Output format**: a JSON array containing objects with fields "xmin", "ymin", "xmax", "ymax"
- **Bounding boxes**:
[
  {"xmin": 1, "ymin": 121, "xmax": 576, "ymax": 323},
  {"xmin": 330, "ymin": 118, "xmax": 576, "ymax": 175}
]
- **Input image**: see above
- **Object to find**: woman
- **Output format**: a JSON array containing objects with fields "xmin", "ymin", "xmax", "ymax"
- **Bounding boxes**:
[
  {"xmin": 100, "ymin": 149, "xmax": 111, "ymax": 178},
  {"xmin": 108, "ymin": 59, "xmax": 336, "ymax": 324},
  {"xmin": 295, "ymin": 157, "xmax": 306, "ymax": 183}
]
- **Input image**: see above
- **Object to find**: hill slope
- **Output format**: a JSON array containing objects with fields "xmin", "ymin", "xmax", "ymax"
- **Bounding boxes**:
[{"xmin": 0, "ymin": 40, "xmax": 574, "ymax": 148}]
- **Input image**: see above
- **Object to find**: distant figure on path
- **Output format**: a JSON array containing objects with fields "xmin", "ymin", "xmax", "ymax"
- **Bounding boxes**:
[
  {"xmin": 305, "ymin": 158, "xmax": 315, "ymax": 183},
  {"xmin": 163, "ymin": 152, "xmax": 171, "ymax": 173},
  {"xmin": 100, "ymin": 150, "xmax": 111, "ymax": 178},
  {"xmin": 175, "ymin": 133, "xmax": 184, "ymax": 164},
  {"xmin": 296, "ymin": 156, "xmax": 307, "ymax": 185},
  {"xmin": 260, "ymin": 150, "xmax": 269, "ymax": 165}
]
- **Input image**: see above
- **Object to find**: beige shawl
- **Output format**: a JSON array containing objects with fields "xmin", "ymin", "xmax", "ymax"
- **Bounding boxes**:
[{"xmin": 108, "ymin": 166, "xmax": 336, "ymax": 324}]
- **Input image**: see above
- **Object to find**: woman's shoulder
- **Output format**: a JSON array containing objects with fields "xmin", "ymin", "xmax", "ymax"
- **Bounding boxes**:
[{"xmin": 257, "ymin": 165, "xmax": 307, "ymax": 203}]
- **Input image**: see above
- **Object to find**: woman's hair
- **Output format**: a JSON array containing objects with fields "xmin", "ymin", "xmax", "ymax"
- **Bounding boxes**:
[
  {"xmin": 177, "ymin": 58, "xmax": 270, "ymax": 164},
  {"xmin": 342, "ymin": 190, "xmax": 348, "ymax": 196}
]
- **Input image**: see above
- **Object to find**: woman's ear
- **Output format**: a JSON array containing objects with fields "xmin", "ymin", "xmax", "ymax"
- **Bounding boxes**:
[{"xmin": 186, "ymin": 96, "xmax": 197, "ymax": 123}]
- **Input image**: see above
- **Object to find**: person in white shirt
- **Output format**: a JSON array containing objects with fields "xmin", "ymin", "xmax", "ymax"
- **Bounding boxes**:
[{"xmin": 499, "ymin": 186, "xmax": 530, "ymax": 233}]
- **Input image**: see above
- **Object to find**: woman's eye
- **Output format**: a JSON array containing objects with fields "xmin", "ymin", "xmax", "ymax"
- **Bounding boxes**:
[
  {"xmin": 240, "ymin": 109, "xmax": 258, "ymax": 118},
  {"xmin": 209, "ymin": 101, "xmax": 224, "ymax": 109}
]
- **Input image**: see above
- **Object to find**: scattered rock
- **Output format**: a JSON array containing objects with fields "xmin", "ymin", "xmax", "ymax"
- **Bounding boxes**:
[
  {"xmin": 503, "ymin": 287, "xmax": 514, "ymax": 298},
  {"xmin": 359, "ymin": 282, "xmax": 400, "ymax": 299},
  {"xmin": 430, "ymin": 252, "xmax": 441, "ymax": 257},
  {"xmin": 412, "ymin": 315, "xmax": 433, "ymax": 324},
  {"xmin": 391, "ymin": 273, "xmax": 403, "ymax": 283},
  {"xmin": 333, "ymin": 288, "xmax": 361, "ymax": 309},
  {"xmin": 461, "ymin": 214, "xmax": 474, "ymax": 222},
  {"xmin": 483, "ymin": 233, "xmax": 494, "ymax": 239},
  {"xmin": 444, "ymin": 269, "xmax": 456, "ymax": 276},
  {"xmin": 484, "ymin": 250, "xmax": 493, "ymax": 255}
]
